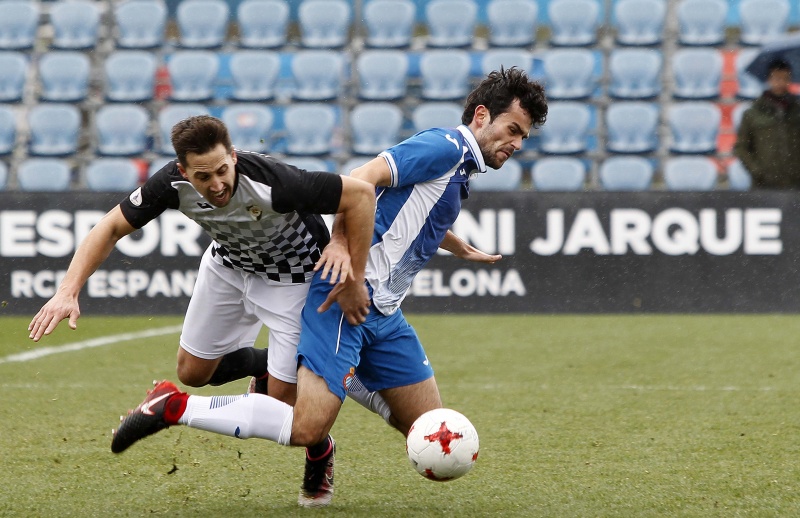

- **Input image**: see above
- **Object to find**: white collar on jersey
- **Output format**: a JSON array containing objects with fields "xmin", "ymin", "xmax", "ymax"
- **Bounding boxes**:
[{"xmin": 456, "ymin": 125, "xmax": 487, "ymax": 174}]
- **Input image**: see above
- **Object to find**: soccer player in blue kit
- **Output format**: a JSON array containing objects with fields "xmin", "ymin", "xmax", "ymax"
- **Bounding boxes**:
[{"xmin": 111, "ymin": 68, "xmax": 549, "ymax": 507}]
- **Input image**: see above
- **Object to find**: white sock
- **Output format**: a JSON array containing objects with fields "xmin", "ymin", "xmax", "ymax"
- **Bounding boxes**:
[
  {"xmin": 346, "ymin": 376, "xmax": 392, "ymax": 424},
  {"xmin": 178, "ymin": 393, "xmax": 293, "ymax": 445}
]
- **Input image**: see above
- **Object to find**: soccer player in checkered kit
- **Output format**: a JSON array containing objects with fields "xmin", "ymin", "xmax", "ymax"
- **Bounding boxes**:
[{"xmin": 109, "ymin": 68, "xmax": 548, "ymax": 507}]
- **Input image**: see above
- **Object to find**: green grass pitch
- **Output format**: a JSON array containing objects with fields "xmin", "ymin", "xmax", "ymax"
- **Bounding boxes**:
[{"xmin": 1, "ymin": 314, "xmax": 800, "ymax": 517}]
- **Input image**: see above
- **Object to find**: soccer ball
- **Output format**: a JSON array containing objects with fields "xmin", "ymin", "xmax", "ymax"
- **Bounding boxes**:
[{"xmin": 406, "ymin": 408, "xmax": 479, "ymax": 481}]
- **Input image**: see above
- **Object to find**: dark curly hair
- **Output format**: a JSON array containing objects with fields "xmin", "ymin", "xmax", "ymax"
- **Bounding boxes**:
[
  {"xmin": 461, "ymin": 67, "xmax": 548, "ymax": 128},
  {"xmin": 171, "ymin": 115, "xmax": 234, "ymax": 167}
]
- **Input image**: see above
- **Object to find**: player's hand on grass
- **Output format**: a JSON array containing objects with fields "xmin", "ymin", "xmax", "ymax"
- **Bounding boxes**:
[
  {"xmin": 314, "ymin": 233, "xmax": 352, "ymax": 284},
  {"xmin": 317, "ymin": 281, "xmax": 370, "ymax": 325},
  {"xmin": 28, "ymin": 294, "xmax": 80, "ymax": 341}
]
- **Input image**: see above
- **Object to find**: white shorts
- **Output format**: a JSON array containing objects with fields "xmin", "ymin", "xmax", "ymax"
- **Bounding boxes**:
[{"xmin": 180, "ymin": 246, "xmax": 310, "ymax": 384}]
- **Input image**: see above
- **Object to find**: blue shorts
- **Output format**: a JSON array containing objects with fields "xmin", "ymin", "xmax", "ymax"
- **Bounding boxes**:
[{"xmin": 297, "ymin": 273, "xmax": 434, "ymax": 401}]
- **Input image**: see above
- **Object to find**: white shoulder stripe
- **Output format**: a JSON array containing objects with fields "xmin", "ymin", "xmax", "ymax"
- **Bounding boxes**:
[{"xmin": 379, "ymin": 151, "xmax": 399, "ymax": 187}]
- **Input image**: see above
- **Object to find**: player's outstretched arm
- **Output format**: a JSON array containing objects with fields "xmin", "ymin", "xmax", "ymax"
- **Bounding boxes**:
[
  {"xmin": 28, "ymin": 205, "xmax": 136, "ymax": 341},
  {"xmin": 440, "ymin": 230, "xmax": 502, "ymax": 264}
]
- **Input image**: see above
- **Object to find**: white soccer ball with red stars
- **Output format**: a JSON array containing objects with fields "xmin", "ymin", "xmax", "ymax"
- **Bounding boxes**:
[{"xmin": 406, "ymin": 408, "xmax": 479, "ymax": 481}]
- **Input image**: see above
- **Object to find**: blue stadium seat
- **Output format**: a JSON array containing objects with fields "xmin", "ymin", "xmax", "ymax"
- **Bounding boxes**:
[
  {"xmin": 412, "ymin": 102, "xmax": 463, "ymax": 132},
  {"xmin": 95, "ymin": 104, "xmax": 150, "ymax": 156},
  {"xmin": 17, "ymin": 159, "xmax": 72, "ymax": 191},
  {"xmin": 470, "ymin": 159, "xmax": 524, "ymax": 191},
  {"xmin": 299, "ymin": 0, "xmax": 352, "ymax": 48},
  {"xmin": 613, "ymin": 0, "xmax": 665, "ymax": 46},
  {"xmin": 104, "ymin": 51, "xmax": 157, "ymax": 103},
  {"xmin": 114, "ymin": 0, "xmax": 167, "ymax": 49},
  {"xmin": 671, "ymin": 48, "xmax": 723, "ymax": 100},
  {"xmin": 0, "ymin": 161, "xmax": 7, "ymax": 190},
  {"xmin": 0, "ymin": 1, "xmax": 38, "ymax": 50},
  {"xmin": 605, "ymin": 102, "xmax": 659, "ymax": 154},
  {"xmin": 542, "ymin": 49, "xmax": 596, "ymax": 100},
  {"xmin": 38, "ymin": 51, "xmax": 91, "ymax": 102},
  {"xmin": 157, "ymin": 104, "xmax": 211, "ymax": 155},
  {"xmin": 548, "ymin": 0, "xmax": 601, "ymax": 46},
  {"xmin": 420, "ymin": 50, "xmax": 472, "ymax": 101},
  {"xmin": 149, "ymin": 156, "xmax": 174, "ymax": 178},
  {"xmin": 28, "ymin": 104, "xmax": 81, "ymax": 156},
  {"xmin": 609, "ymin": 48, "xmax": 662, "ymax": 99},
  {"xmin": 487, "ymin": 0, "xmax": 538, "ymax": 48},
  {"xmin": 677, "ymin": 0, "xmax": 727, "ymax": 46},
  {"xmin": 599, "ymin": 156, "xmax": 654, "ymax": 191},
  {"xmin": 284, "ymin": 103, "xmax": 337, "ymax": 155},
  {"xmin": 732, "ymin": 102, "xmax": 751, "ymax": 132},
  {"xmin": 221, "ymin": 104, "xmax": 273, "ymax": 153},
  {"xmin": 291, "ymin": 50, "xmax": 345, "ymax": 101},
  {"xmin": 85, "ymin": 158, "xmax": 141, "ymax": 191},
  {"xmin": 167, "ymin": 51, "xmax": 219, "ymax": 102},
  {"xmin": 668, "ymin": 102, "xmax": 721, "ymax": 154},
  {"xmin": 739, "ymin": 0, "xmax": 790, "ymax": 46},
  {"xmin": 531, "ymin": 157, "xmax": 586, "ymax": 191},
  {"xmin": 425, "ymin": 0, "xmax": 478, "ymax": 48},
  {"xmin": 364, "ymin": 0, "xmax": 416, "ymax": 48},
  {"xmin": 0, "ymin": 52, "xmax": 27, "ymax": 102},
  {"xmin": 0, "ymin": 105, "xmax": 16, "ymax": 155},
  {"xmin": 237, "ymin": 0, "xmax": 289, "ymax": 49},
  {"xmin": 229, "ymin": 51, "xmax": 280, "ymax": 102},
  {"xmin": 50, "ymin": 0, "xmax": 100, "ymax": 50},
  {"xmin": 727, "ymin": 159, "xmax": 752, "ymax": 191},
  {"xmin": 538, "ymin": 102, "xmax": 591, "ymax": 154},
  {"xmin": 735, "ymin": 49, "xmax": 763, "ymax": 100},
  {"xmin": 357, "ymin": 50, "xmax": 409, "ymax": 101},
  {"xmin": 177, "ymin": 0, "xmax": 229, "ymax": 49},
  {"xmin": 481, "ymin": 49, "xmax": 533, "ymax": 76},
  {"xmin": 350, "ymin": 103, "xmax": 403, "ymax": 155},
  {"xmin": 284, "ymin": 156, "xmax": 332, "ymax": 173},
  {"xmin": 663, "ymin": 156, "xmax": 718, "ymax": 191}
]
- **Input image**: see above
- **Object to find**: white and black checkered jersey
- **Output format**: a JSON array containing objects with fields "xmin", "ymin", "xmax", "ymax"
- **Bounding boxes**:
[{"xmin": 119, "ymin": 150, "xmax": 342, "ymax": 283}]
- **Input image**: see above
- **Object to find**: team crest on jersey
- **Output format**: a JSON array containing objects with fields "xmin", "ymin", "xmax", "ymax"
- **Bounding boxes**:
[
  {"xmin": 129, "ymin": 187, "xmax": 142, "ymax": 206},
  {"xmin": 247, "ymin": 205, "xmax": 263, "ymax": 221},
  {"xmin": 343, "ymin": 367, "xmax": 356, "ymax": 392}
]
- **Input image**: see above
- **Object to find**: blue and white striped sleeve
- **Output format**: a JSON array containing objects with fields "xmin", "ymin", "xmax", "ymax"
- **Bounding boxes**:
[{"xmin": 379, "ymin": 128, "xmax": 465, "ymax": 188}]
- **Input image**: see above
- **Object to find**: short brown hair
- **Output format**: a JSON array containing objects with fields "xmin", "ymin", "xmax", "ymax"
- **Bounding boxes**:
[
  {"xmin": 171, "ymin": 115, "xmax": 233, "ymax": 166},
  {"xmin": 461, "ymin": 67, "xmax": 548, "ymax": 128}
]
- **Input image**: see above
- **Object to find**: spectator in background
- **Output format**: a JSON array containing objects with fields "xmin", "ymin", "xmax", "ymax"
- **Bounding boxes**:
[{"xmin": 734, "ymin": 59, "xmax": 800, "ymax": 189}]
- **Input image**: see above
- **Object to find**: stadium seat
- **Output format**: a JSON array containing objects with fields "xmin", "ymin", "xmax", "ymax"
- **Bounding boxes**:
[
  {"xmin": 28, "ymin": 104, "xmax": 81, "ymax": 156},
  {"xmin": 732, "ymin": 102, "xmax": 751, "ymax": 132},
  {"xmin": 739, "ymin": 0, "xmax": 789, "ymax": 46},
  {"xmin": 425, "ymin": 0, "xmax": 478, "ymax": 48},
  {"xmin": 0, "ymin": 52, "xmax": 27, "ymax": 102},
  {"xmin": 237, "ymin": 0, "xmax": 289, "ymax": 48},
  {"xmin": 735, "ymin": 49, "xmax": 763, "ymax": 100},
  {"xmin": 548, "ymin": 0, "xmax": 601, "ymax": 46},
  {"xmin": 221, "ymin": 104, "xmax": 273, "ymax": 153},
  {"xmin": 0, "ymin": 105, "xmax": 16, "ymax": 155},
  {"xmin": 104, "ymin": 51, "xmax": 158, "ymax": 103},
  {"xmin": 17, "ymin": 159, "xmax": 71, "ymax": 191},
  {"xmin": 663, "ymin": 156, "xmax": 718, "ymax": 191},
  {"xmin": 149, "ymin": 156, "xmax": 175, "ymax": 177},
  {"xmin": 167, "ymin": 51, "xmax": 219, "ymax": 102},
  {"xmin": 38, "ymin": 51, "xmax": 91, "ymax": 102},
  {"xmin": 487, "ymin": 0, "xmax": 538, "ymax": 48},
  {"xmin": 176, "ymin": 0, "xmax": 230, "ymax": 49},
  {"xmin": 481, "ymin": 49, "xmax": 533, "ymax": 76},
  {"xmin": 363, "ymin": 0, "xmax": 416, "ymax": 48},
  {"xmin": 542, "ymin": 49, "xmax": 596, "ymax": 100},
  {"xmin": 95, "ymin": 104, "xmax": 150, "ymax": 156},
  {"xmin": 356, "ymin": 50, "xmax": 409, "ymax": 101},
  {"xmin": 613, "ymin": 0, "xmax": 665, "ymax": 46},
  {"xmin": 284, "ymin": 156, "xmax": 333, "ymax": 172},
  {"xmin": 299, "ymin": 0, "xmax": 352, "ymax": 48},
  {"xmin": 668, "ymin": 102, "xmax": 721, "ymax": 154},
  {"xmin": 50, "ymin": 0, "xmax": 100, "ymax": 50},
  {"xmin": 350, "ymin": 103, "xmax": 403, "ymax": 155},
  {"xmin": 284, "ymin": 103, "xmax": 337, "ymax": 155},
  {"xmin": 0, "ymin": 161, "xmax": 7, "ymax": 190},
  {"xmin": 470, "ymin": 159, "xmax": 523, "ymax": 191},
  {"xmin": 608, "ymin": 48, "xmax": 662, "ymax": 99},
  {"xmin": 340, "ymin": 156, "xmax": 373, "ymax": 174},
  {"xmin": 671, "ymin": 48, "xmax": 723, "ymax": 100},
  {"xmin": 531, "ymin": 157, "xmax": 586, "ymax": 191},
  {"xmin": 114, "ymin": 0, "xmax": 168, "ymax": 49},
  {"xmin": 420, "ymin": 50, "xmax": 472, "ymax": 101},
  {"xmin": 677, "ymin": 0, "xmax": 727, "ymax": 46},
  {"xmin": 538, "ymin": 102, "xmax": 591, "ymax": 154},
  {"xmin": 0, "ymin": 1, "xmax": 38, "ymax": 50},
  {"xmin": 412, "ymin": 102, "xmax": 463, "ymax": 132},
  {"xmin": 727, "ymin": 159, "xmax": 753, "ymax": 190},
  {"xmin": 605, "ymin": 102, "xmax": 659, "ymax": 154},
  {"xmin": 598, "ymin": 156, "xmax": 654, "ymax": 191},
  {"xmin": 291, "ymin": 50, "xmax": 345, "ymax": 101},
  {"xmin": 229, "ymin": 51, "xmax": 281, "ymax": 102},
  {"xmin": 85, "ymin": 158, "xmax": 141, "ymax": 191},
  {"xmin": 157, "ymin": 104, "xmax": 211, "ymax": 155}
]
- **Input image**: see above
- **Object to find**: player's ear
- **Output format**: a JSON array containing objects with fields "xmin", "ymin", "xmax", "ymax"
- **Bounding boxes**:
[
  {"xmin": 177, "ymin": 162, "xmax": 189, "ymax": 180},
  {"xmin": 231, "ymin": 149, "xmax": 238, "ymax": 165},
  {"xmin": 474, "ymin": 105, "xmax": 490, "ymax": 127}
]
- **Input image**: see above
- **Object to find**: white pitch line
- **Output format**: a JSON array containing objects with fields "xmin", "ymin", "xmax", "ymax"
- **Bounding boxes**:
[{"xmin": 0, "ymin": 325, "xmax": 183, "ymax": 365}]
